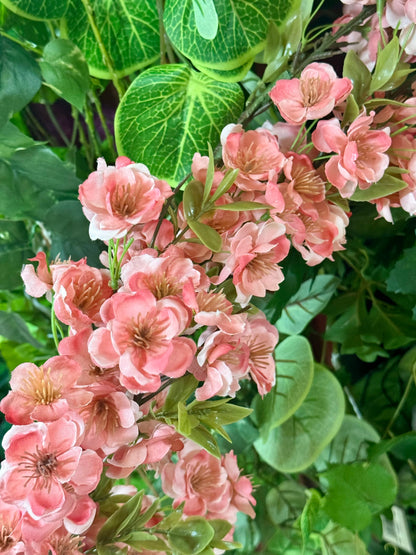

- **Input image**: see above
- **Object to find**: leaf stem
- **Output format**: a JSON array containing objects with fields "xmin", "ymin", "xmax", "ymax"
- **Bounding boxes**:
[{"xmin": 382, "ymin": 367, "xmax": 415, "ymax": 438}]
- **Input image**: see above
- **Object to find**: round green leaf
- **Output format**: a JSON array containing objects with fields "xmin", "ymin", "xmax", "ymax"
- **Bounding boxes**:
[
  {"xmin": 0, "ymin": 36, "xmax": 41, "ymax": 129},
  {"xmin": 164, "ymin": 0, "xmax": 296, "ymax": 79},
  {"xmin": 0, "ymin": 0, "xmax": 68, "ymax": 20},
  {"xmin": 40, "ymin": 39, "xmax": 90, "ymax": 111},
  {"xmin": 63, "ymin": 0, "xmax": 159, "ymax": 78},
  {"xmin": 254, "ymin": 365, "xmax": 345, "ymax": 473},
  {"xmin": 168, "ymin": 517, "xmax": 214, "ymax": 554},
  {"xmin": 266, "ymin": 482, "xmax": 306, "ymax": 525},
  {"xmin": 115, "ymin": 64, "xmax": 244, "ymax": 183},
  {"xmin": 252, "ymin": 335, "xmax": 314, "ymax": 434},
  {"xmin": 320, "ymin": 521, "xmax": 368, "ymax": 555}
]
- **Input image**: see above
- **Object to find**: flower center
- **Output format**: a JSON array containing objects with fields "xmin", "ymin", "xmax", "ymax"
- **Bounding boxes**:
[
  {"xmin": 111, "ymin": 182, "xmax": 141, "ymax": 217},
  {"xmin": 196, "ymin": 290, "xmax": 231, "ymax": 314},
  {"xmin": 49, "ymin": 534, "xmax": 83, "ymax": 554},
  {"xmin": 300, "ymin": 77, "xmax": 331, "ymax": 107},
  {"xmin": 22, "ymin": 366, "xmax": 62, "ymax": 405},
  {"xmin": 19, "ymin": 447, "xmax": 58, "ymax": 491},
  {"xmin": 144, "ymin": 273, "xmax": 180, "ymax": 300},
  {"xmin": 190, "ymin": 464, "xmax": 218, "ymax": 494},
  {"xmin": 292, "ymin": 164, "xmax": 326, "ymax": 200},
  {"xmin": 0, "ymin": 526, "xmax": 15, "ymax": 551},
  {"xmin": 246, "ymin": 251, "xmax": 276, "ymax": 279}
]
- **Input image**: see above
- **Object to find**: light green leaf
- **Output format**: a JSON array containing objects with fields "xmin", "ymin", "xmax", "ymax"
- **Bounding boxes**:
[
  {"xmin": 343, "ymin": 50, "xmax": 371, "ymax": 105},
  {"xmin": 350, "ymin": 173, "xmax": 407, "ymax": 201},
  {"xmin": 168, "ymin": 517, "xmax": 214, "ymax": 554},
  {"xmin": 254, "ymin": 365, "xmax": 345, "ymax": 473},
  {"xmin": 164, "ymin": 373, "xmax": 198, "ymax": 413},
  {"xmin": 97, "ymin": 491, "xmax": 144, "ymax": 545},
  {"xmin": 301, "ymin": 490, "xmax": 322, "ymax": 551},
  {"xmin": 164, "ymin": 0, "xmax": 296, "ymax": 79},
  {"xmin": 192, "ymin": 58, "xmax": 254, "ymax": 83},
  {"xmin": 252, "ymin": 335, "xmax": 314, "ymax": 434},
  {"xmin": 63, "ymin": 0, "xmax": 159, "ymax": 78},
  {"xmin": 187, "ymin": 219, "xmax": 222, "ymax": 252},
  {"xmin": 115, "ymin": 64, "xmax": 244, "ymax": 183},
  {"xmin": 192, "ymin": 0, "xmax": 218, "ymax": 40},
  {"xmin": 319, "ymin": 522, "xmax": 369, "ymax": 555},
  {"xmin": 0, "ymin": 36, "xmax": 41, "ymax": 129},
  {"xmin": 183, "ymin": 180, "xmax": 204, "ymax": 220},
  {"xmin": 40, "ymin": 39, "xmax": 89, "ymax": 111},
  {"xmin": 187, "ymin": 424, "xmax": 221, "ymax": 458},
  {"xmin": 214, "ymin": 201, "xmax": 270, "ymax": 211},
  {"xmin": 0, "ymin": 0, "xmax": 68, "ymax": 20},
  {"xmin": 322, "ymin": 462, "xmax": 397, "ymax": 531},
  {"xmin": 277, "ymin": 275, "xmax": 340, "ymax": 335},
  {"xmin": 370, "ymin": 36, "xmax": 400, "ymax": 94},
  {"xmin": 178, "ymin": 401, "xmax": 192, "ymax": 436}
]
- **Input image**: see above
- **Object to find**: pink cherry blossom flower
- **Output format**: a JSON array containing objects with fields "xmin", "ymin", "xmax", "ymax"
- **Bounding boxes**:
[
  {"xmin": 78, "ymin": 156, "xmax": 172, "ymax": 241},
  {"xmin": 89, "ymin": 290, "xmax": 195, "ymax": 393},
  {"xmin": 216, "ymin": 451, "xmax": 256, "ymax": 520},
  {"xmin": 0, "ymin": 500, "xmax": 23, "ymax": 554},
  {"xmin": 312, "ymin": 112, "xmax": 391, "ymax": 198},
  {"xmin": 215, "ymin": 220, "xmax": 290, "ymax": 305},
  {"xmin": 221, "ymin": 125, "xmax": 286, "ymax": 191},
  {"xmin": 0, "ymin": 416, "xmax": 102, "ymax": 520},
  {"xmin": 270, "ymin": 63, "xmax": 352, "ymax": 124},
  {"xmin": 52, "ymin": 261, "xmax": 113, "ymax": 331},
  {"xmin": 0, "ymin": 356, "xmax": 90, "ymax": 425}
]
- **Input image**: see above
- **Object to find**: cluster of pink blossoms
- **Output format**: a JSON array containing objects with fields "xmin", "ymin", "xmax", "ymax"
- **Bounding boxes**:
[{"xmin": 1, "ymin": 43, "xmax": 415, "ymax": 550}]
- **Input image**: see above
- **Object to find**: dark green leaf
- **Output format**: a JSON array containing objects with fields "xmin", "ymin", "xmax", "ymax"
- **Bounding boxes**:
[
  {"xmin": 387, "ymin": 244, "xmax": 416, "ymax": 295},
  {"xmin": 343, "ymin": 50, "xmax": 371, "ymax": 105},
  {"xmin": 0, "ymin": 36, "xmax": 41, "ymax": 129},
  {"xmin": 368, "ymin": 432, "xmax": 416, "ymax": 462},
  {"xmin": 1, "ymin": 0, "xmax": 69, "ymax": 19},
  {"xmin": 63, "ymin": 0, "xmax": 159, "ymax": 78},
  {"xmin": 322, "ymin": 462, "xmax": 397, "ymax": 531},
  {"xmin": 253, "ymin": 335, "xmax": 314, "ymax": 434},
  {"xmin": 0, "ymin": 311, "xmax": 44, "ymax": 348},
  {"xmin": 0, "ymin": 219, "xmax": 33, "ymax": 290},
  {"xmin": 254, "ymin": 365, "xmax": 345, "ymax": 472},
  {"xmin": 40, "ymin": 39, "xmax": 90, "ymax": 111},
  {"xmin": 115, "ymin": 64, "xmax": 244, "ymax": 183},
  {"xmin": 276, "ymin": 275, "xmax": 340, "ymax": 335},
  {"xmin": 168, "ymin": 517, "xmax": 214, "ymax": 554}
]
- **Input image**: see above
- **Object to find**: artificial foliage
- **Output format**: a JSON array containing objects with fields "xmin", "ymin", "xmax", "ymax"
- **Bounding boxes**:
[{"xmin": 0, "ymin": 0, "xmax": 415, "ymax": 553}]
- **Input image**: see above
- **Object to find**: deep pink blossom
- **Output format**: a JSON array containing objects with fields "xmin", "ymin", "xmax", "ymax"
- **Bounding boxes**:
[{"xmin": 270, "ymin": 63, "xmax": 352, "ymax": 124}]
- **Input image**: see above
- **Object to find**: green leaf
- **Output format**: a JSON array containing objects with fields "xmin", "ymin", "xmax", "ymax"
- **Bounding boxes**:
[
  {"xmin": 265, "ymin": 481, "xmax": 306, "ymax": 525},
  {"xmin": 0, "ymin": 36, "xmax": 41, "ymax": 129},
  {"xmin": 192, "ymin": 0, "xmax": 218, "ymax": 40},
  {"xmin": 0, "ymin": 311, "xmax": 44, "ymax": 348},
  {"xmin": 178, "ymin": 401, "xmax": 193, "ymax": 436},
  {"xmin": 210, "ymin": 169, "xmax": 239, "ymax": 202},
  {"xmin": 164, "ymin": 0, "xmax": 296, "ymax": 79},
  {"xmin": 97, "ymin": 491, "xmax": 144, "ymax": 545},
  {"xmin": 369, "ymin": 36, "xmax": 400, "ymax": 94},
  {"xmin": 115, "ymin": 64, "xmax": 244, "ymax": 183},
  {"xmin": 123, "ymin": 532, "xmax": 168, "ymax": 551},
  {"xmin": 214, "ymin": 201, "xmax": 271, "ymax": 211},
  {"xmin": 164, "ymin": 373, "xmax": 198, "ymax": 413},
  {"xmin": 387, "ymin": 245, "xmax": 416, "ymax": 295},
  {"xmin": 277, "ymin": 276, "xmax": 340, "ymax": 335},
  {"xmin": 319, "ymin": 521, "xmax": 368, "ymax": 555},
  {"xmin": 168, "ymin": 517, "xmax": 214, "ymax": 554},
  {"xmin": 342, "ymin": 50, "xmax": 371, "ymax": 105},
  {"xmin": 202, "ymin": 143, "xmax": 215, "ymax": 204},
  {"xmin": 187, "ymin": 424, "xmax": 221, "ymax": 458},
  {"xmin": 187, "ymin": 219, "xmax": 222, "ymax": 252},
  {"xmin": 367, "ymin": 431, "xmax": 416, "ymax": 461},
  {"xmin": 350, "ymin": 172, "xmax": 407, "ymax": 202},
  {"xmin": 63, "ymin": 0, "xmax": 159, "ymax": 78},
  {"xmin": 254, "ymin": 365, "xmax": 345, "ymax": 473},
  {"xmin": 183, "ymin": 180, "xmax": 204, "ymax": 220},
  {"xmin": 252, "ymin": 335, "xmax": 314, "ymax": 434},
  {"xmin": 301, "ymin": 490, "xmax": 322, "ymax": 551},
  {"xmin": 322, "ymin": 462, "xmax": 397, "ymax": 531},
  {"xmin": 40, "ymin": 39, "xmax": 90, "ymax": 111},
  {"xmin": 0, "ymin": 0, "xmax": 68, "ymax": 19},
  {"xmin": 0, "ymin": 219, "xmax": 33, "ymax": 290}
]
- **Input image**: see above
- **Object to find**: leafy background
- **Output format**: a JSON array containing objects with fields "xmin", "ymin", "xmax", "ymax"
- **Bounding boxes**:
[{"xmin": 0, "ymin": 0, "xmax": 415, "ymax": 552}]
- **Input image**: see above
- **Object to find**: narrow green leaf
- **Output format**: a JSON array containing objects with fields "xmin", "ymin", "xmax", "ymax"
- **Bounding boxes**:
[
  {"xmin": 188, "ymin": 424, "xmax": 221, "ymax": 458},
  {"xmin": 210, "ymin": 169, "xmax": 239, "ymax": 203},
  {"xmin": 192, "ymin": 0, "xmax": 218, "ymax": 40},
  {"xmin": 214, "ymin": 201, "xmax": 271, "ymax": 211},
  {"xmin": 367, "ymin": 432, "xmax": 416, "ymax": 461},
  {"xmin": 253, "ymin": 335, "xmax": 314, "ymax": 433},
  {"xmin": 202, "ymin": 143, "xmax": 215, "ymax": 204},
  {"xmin": 254, "ymin": 365, "xmax": 345, "ymax": 472},
  {"xmin": 0, "ymin": 36, "xmax": 41, "ymax": 129},
  {"xmin": 40, "ymin": 38, "xmax": 90, "ymax": 111},
  {"xmin": 370, "ymin": 36, "xmax": 400, "ymax": 93},
  {"xmin": 300, "ymin": 490, "xmax": 322, "ymax": 552},
  {"xmin": 187, "ymin": 219, "xmax": 222, "ymax": 252},
  {"xmin": 63, "ymin": 0, "xmax": 159, "ymax": 78},
  {"xmin": 123, "ymin": 533, "xmax": 169, "ymax": 552},
  {"xmin": 183, "ymin": 180, "xmax": 204, "ymax": 220},
  {"xmin": 350, "ymin": 173, "xmax": 407, "ymax": 201},
  {"xmin": 277, "ymin": 275, "xmax": 340, "ymax": 335},
  {"xmin": 164, "ymin": 373, "xmax": 198, "ymax": 413},
  {"xmin": 342, "ymin": 49, "xmax": 371, "ymax": 105},
  {"xmin": 115, "ymin": 64, "xmax": 244, "ymax": 183},
  {"xmin": 178, "ymin": 401, "xmax": 192, "ymax": 436},
  {"xmin": 97, "ymin": 491, "xmax": 144, "ymax": 545}
]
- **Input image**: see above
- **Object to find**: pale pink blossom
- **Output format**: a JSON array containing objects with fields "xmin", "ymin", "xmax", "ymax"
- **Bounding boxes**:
[
  {"xmin": 386, "ymin": 0, "xmax": 416, "ymax": 29},
  {"xmin": 217, "ymin": 451, "xmax": 256, "ymax": 519},
  {"xmin": 0, "ymin": 416, "xmax": 102, "ymax": 520},
  {"xmin": 0, "ymin": 500, "xmax": 24, "ymax": 554},
  {"xmin": 221, "ymin": 126, "xmax": 286, "ymax": 191},
  {"xmin": 0, "ymin": 356, "xmax": 90, "ymax": 425},
  {"xmin": 52, "ymin": 261, "xmax": 113, "ymax": 330},
  {"xmin": 89, "ymin": 290, "xmax": 195, "ymax": 393},
  {"xmin": 270, "ymin": 63, "xmax": 352, "ymax": 124},
  {"xmin": 215, "ymin": 221, "xmax": 290, "ymax": 305},
  {"xmin": 78, "ymin": 156, "xmax": 172, "ymax": 241},
  {"xmin": 312, "ymin": 113, "xmax": 391, "ymax": 198}
]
